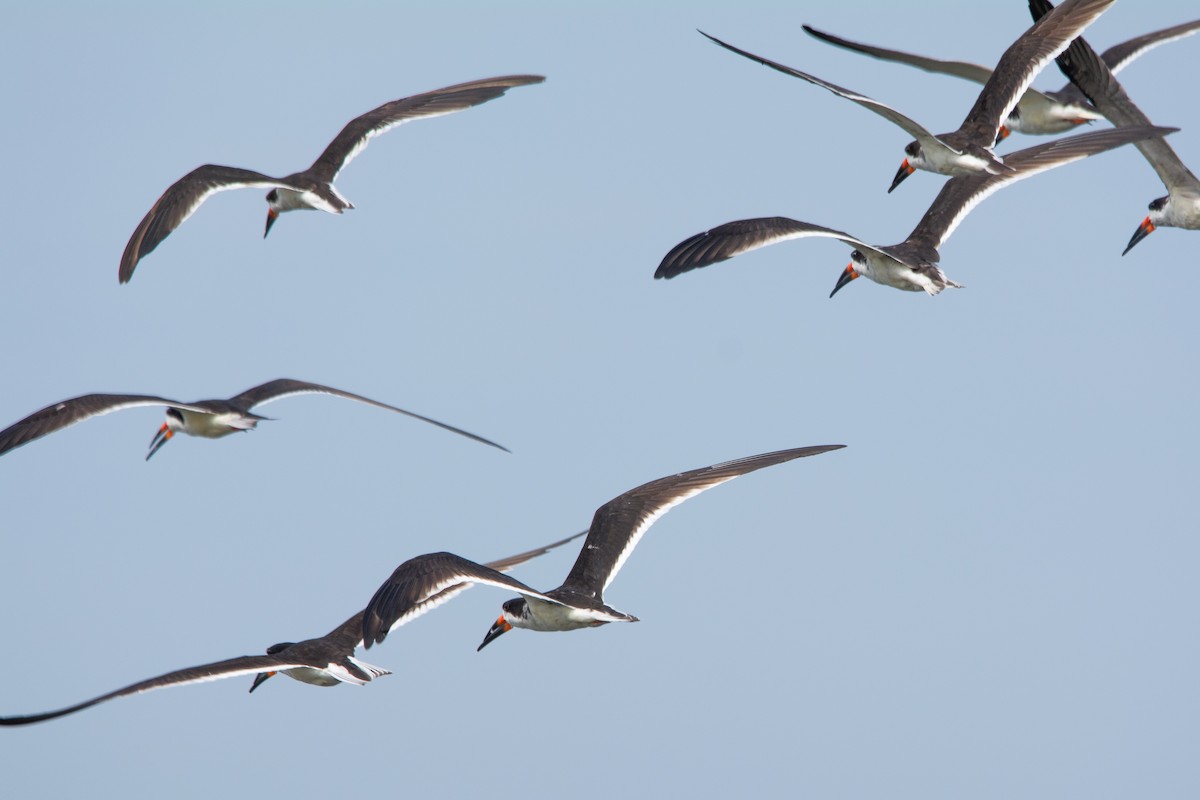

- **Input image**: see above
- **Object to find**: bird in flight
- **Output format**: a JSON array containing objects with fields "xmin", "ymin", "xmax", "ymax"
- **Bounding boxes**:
[
  {"xmin": 0, "ymin": 531, "xmax": 584, "ymax": 725},
  {"xmin": 700, "ymin": 0, "xmax": 1114, "ymax": 191},
  {"xmin": 656, "ymin": 125, "xmax": 1173, "ymax": 296},
  {"xmin": 119, "ymin": 75, "xmax": 545, "ymax": 282},
  {"xmin": 360, "ymin": 445, "xmax": 844, "ymax": 651},
  {"xmin": 0, "ymin": 378, "xmax": 508, "ymax": 460}
]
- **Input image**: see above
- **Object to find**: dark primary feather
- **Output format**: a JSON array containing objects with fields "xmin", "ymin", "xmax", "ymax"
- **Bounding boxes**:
[
  {"xmin": 805, "ymin": 17, "xmax": 1200, "ymax": 114},
  {"xmin": 906, "ymin": 125, "xmax": 1177, "ymax": 250},
  {"xmin": 1030, "ymin": 0, "xmax": 1132, "ymax": 113},
  {"xmin": 1051, "ymin": 18, "xmax": 1200, "ymax": 108},
  {"xmin": 307, "ymin": 75, "xmax": 546, "ymax": 183},
  {"xmin": 119, "ymin": 165, "xmax": 290, "ymax": 283},
  {"xmin": 362, "ymin": 553, "xmax": 545, "ymax": 645},
  {"xmin": 955, "ymin": 0, "xmax": 1113, "ymax": 145},
  {"xmin": 0, "ymin": 652, "xmax": 310, "ymax": 726},
  {"xmin": 1098, "ymin": 18, "xmax": 1200, "ymax": 74},
  {"xmin": 559, "ymin": 445, "xmax": 846, "ymax": 598},
  {"xmin": 0, "ymin": 606, "xmax": 385, "ymax": 726},
  {"xmin": 361, "ymin": 530, "xmax": 586, "ymax": 646},
  {"xmin": 656, "ymin": 218, "xmax": 861, "ymax": 279},
  {"xmin": 0, "ymin": 394, "xmax": 206, "ymax": 456},
  {"xmin": 1029, "ymin": 0, "xmax": 1200, "ymax": 193},
  {"xmin": 699, "ymin": 30, "xmax": 935, "ymax": 145},
  {"xmin": 226, "ymin": 378, "xmax": 510, "ymax": 452},
  {"xmin": 802, "ymin": 24, "xmax": 998, "ymax": 84},
  {"xmin": 482, "ymin": 529, "xmax": 590, "ymax": 572}
]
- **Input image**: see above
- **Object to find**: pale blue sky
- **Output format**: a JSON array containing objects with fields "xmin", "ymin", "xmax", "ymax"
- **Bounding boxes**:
[{"xmin": 2, "ymin": 1, "xmax": 1198, "ymax": 798}]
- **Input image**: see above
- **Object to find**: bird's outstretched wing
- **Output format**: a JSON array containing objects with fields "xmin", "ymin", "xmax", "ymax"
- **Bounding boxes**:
[
  {"xmin": 0, "ymin": 393, "xmax": 212, "ymax": 457},
  {"xmin": 227, "ymin": 378, "xmax": 509, "ymax": 452},
  {"xmin": 656, "ymin": 217, "xmax": 873, "ymax": 279},
  {"xmin": 559, "ymin": 446, "xmax": 846, "ymax": 599},
  {"xmin": 306, "ymin": 75, "xmax": 545, "ymax": 183},
  {"xmin": 360, "ymin": 531, "xmax": 587, "ymax": 647},
  {"xmin": 0, "ymin": 653, "xmax": 304, "ymax": 726},
  {"xmin": 120, "ymin": 165, "xmax": 298, "ymax": 283},
  {"xmin": 908, "ymin": 125, "xmax": 1175, "ymax": 250},
  {"xmin": 701, "ymin": 31, "xmax": 939, "ymax": 145}
]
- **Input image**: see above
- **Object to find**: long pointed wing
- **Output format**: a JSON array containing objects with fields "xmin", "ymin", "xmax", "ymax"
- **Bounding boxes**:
[
  {"xmin": 803, "ymin": 24, "xmax": 995, "ymax": 86},
  {"xmin": 0, "ymin": 394, "xmax": 214, "ymax": 457},
  {"xmin": 955, "ymin": 0, "xmax": 1113, "ymax": 146},
  {"xmin": 0, "ymin": 653, "xmax": 305, "ymax": 726},
  {"xmin": 560, "ymin": 445, "xmax": 845, "ymax": 598},
  {"xmin": 699, "ymin": 31, "xmax": 939, "ymax": 145},
  {"xmin": 909, "ymin": 125, "xmax": 1175, "ymax": 250},
  {"xmin": 360, "ymin": 530, "xmax": 587, "ymax": 647},
  {"xmin": 1029, "ymin": 0, "xmax": 1200, "ymax": 196},
  {"xmin": 361, "ymin": 554, "xmax": 561, "ymax": 647},
  {"xmin": 119, "ymin": 165, "xmax": 296, "ymax": 283},
  {"xmin": 227, "ymin": 378, "xmax": 508, "ymax": 452},
  {"xmin": 656, "ymin": 217, "xmax": 873, "ymax": 279},
  {"xmin": 1101, "ymin": 18, "xmax": 1200, "ymax": 76},
  {"xmin": 306, "ymin": 75, "xmax": 545, "ymax": 184}
]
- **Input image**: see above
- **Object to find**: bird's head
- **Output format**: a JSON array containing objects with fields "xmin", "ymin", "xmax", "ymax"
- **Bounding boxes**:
[
  {"xmin": 889, "ymin": 141, "xmax": 921, "ymax": 193},
  {"xmin": 830, "ymin": 250, "xmax": 865, "ymax": 298},
  {"xmin": 264, "ymin": 189, "xmax": 281, "ymax": 238},
  {"xmin": 146, "ymin": 408, "xmax": 186, "ymax": 461},
  {"xmin": 249, "ymin": 642, "xmax": 295, "ymax": 693},
  {"xmin": 1123, "ymin": 196, "xmax": 1168, "ymax": 256},
  {"xmin": 477, "ymin": 598, "xmax": 526, "ymax": 651}
]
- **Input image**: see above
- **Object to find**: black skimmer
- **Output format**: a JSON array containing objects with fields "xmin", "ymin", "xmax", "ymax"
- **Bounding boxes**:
[
  {"xmin": 0, "ymin": 378, "xmax": 508, "ymax": 460},
  {"xmin": 118, "ymin": 75, "xmax": 544, "ymax": 283},
  {"xmin": 801, "ymin": 18, "xmax": 1200, "ymax": 139},
  {"xmin": 700, "ymin": 0, "xmax": 1113, "ymax": 192},
  {"xmin": 360, "ymin": 445, "xmax": 844, "ymax": 651},
  {"xmin": 0, "ymin": 531, "xmax": 584, "ymax": 725},
  {"xmin": 656, "ymin": 125, "xmax": 1175, "ymax": 296},
  {"xmin": 1029, "ymin": 0, "xmax": 1200, "ymax": 254}
]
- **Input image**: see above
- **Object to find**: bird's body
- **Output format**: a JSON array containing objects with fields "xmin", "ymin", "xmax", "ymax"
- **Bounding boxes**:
[
  {"xmin": 1028, "ymin": 0, "xmax": 1200, "ymax": 253},
  {"xmin": 119, "ymin": 75, "xmax": 544, "ymax": 282},
  {"xmin": 359, "ymin": 445, "xmax": 845, "ymax": 651},
  {"xmin": 702, "ymin": 0, "xmax": 1114, "ymax": 191},
  {"xmin": 0, "ymin": 378, "xmax": 507, "ymax": 460},
  {"xmin": 657, "ymin": 126, "xmax": 1175, "ymax": 296}
]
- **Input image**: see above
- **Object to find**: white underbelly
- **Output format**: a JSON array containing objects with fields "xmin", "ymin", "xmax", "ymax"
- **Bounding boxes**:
[{"xmin": 523, "ymin": 599, "xmax": 605, "ymax": 632}]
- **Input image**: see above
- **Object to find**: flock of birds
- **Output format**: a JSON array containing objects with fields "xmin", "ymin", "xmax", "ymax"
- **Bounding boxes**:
[{"xmin": 3, "ymin": 0, "xmax": 1198, "ymax": 726}]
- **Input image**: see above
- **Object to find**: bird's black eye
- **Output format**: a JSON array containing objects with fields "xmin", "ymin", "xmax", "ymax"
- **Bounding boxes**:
[
  {"xmin": 266, "ymin": 189, "xmax": 278, "ymax": 202},
  {"xmin": 166, "ymin": 407, "xmax": 184, "ymax": 422},
  {"xmin": 905, "ymin": 142, "xmax": 919, "ymax": 157},
  {"xmin": 850, "ymin": 250, "xmax": 863, "ymax": 263},
  {"xmin": 1149, "ymin": 197, "xmax": 1168, "ymax": 212},
  {"xmin": 502, "ymin": 598, "xmax": 525, "ymax": 615}
]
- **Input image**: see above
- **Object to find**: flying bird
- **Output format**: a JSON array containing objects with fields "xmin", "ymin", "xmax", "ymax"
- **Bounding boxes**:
[
  {"xmin": 700, "ymin": 0, "xmax": 1113, "ymax": 192},
  {"xmin": 800, "ymin": 17, "xmax": 1200, "ymax": 138},
  {"xmin": 1028, "ymin": 0, "xmax": 1200, "ymax": 254},
  {"xmin": 361, "ymin": 445, "xmax": 844, "ymax": 652},
  {"xmin": 0, "ymin": 531, "xmax": 584, "ymax": 725},
  {"xmin": 656, "ymin": 125, "xmax": 1174, "ymax": 296},
  {"xmin": 119, "ymin": 75, "xmax": 545, "ymax": 283},
  {"xmin": 0, "ymin": 378, "xmax": 508, "ymax": 460}
]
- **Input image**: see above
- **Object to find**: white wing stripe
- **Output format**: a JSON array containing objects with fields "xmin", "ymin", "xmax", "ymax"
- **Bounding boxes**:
[{"xmin": 602, "ymin": 476, "xmax": 742, "ymax": 590}]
